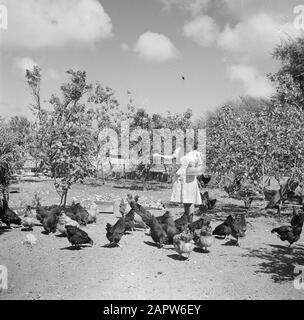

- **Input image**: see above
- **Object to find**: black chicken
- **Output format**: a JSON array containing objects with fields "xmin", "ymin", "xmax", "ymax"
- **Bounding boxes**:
[
  {"xmin": 189, "ymin": 216, "xmax": 211, "ymax": 233},
  {"xmin": 197, "ymin": 175, "xmax": 211, "ymax": 186},
  {"xmin": 0, "ymin": 199, "xmax": 22, "ymax": 227},
  {"xmin": 174, "ymin": 212, "xmax": 192, "ymax": 233},
  {"xmin": 212, "ymin": 215, "xmax": 234, "ymax": 239},
  {"xmin": 127, "ymin": 194, "xmax": 152, "ymax": 227},
  {"xmin": 65, "ymin": 225, "xmax": 93, "ymax": 248},
  {"xmin": 65, "ymin": 202, "xmax": 89, "ymax": 226},
  {"xmin": 150, "ymin": 215, "xmax": 168, "ymax": 248},
  {"xmin": 271, "ymin": 209, "xmax": 304, "ymax": 247},
  {"xmin": 159, "ymin": 211, "xmax": 178, "ymax": 244},
  {"xmin": 106, "ymin": 201, "xmax": 126, "ymax": 247},
  {"xmin": 42, "ymin": 206, "xmax": 61, "ymax": 234}
]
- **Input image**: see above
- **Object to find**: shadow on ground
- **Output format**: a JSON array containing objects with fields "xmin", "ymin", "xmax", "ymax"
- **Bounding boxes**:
[{"xmin": 241, "ymin": 243, "xmax": 304, "ymax": 283}]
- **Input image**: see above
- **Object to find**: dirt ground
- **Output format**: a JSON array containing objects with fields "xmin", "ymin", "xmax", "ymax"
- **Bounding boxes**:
[{"xmin": 1, "ymin": 180, "xmax": 304, "ymax": 300}]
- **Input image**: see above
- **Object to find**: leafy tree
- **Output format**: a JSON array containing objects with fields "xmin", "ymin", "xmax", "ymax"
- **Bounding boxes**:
[
  {"xmin": 26, "ymin": 68, "xmax": 96, "ymax": 206},
  {"xmin": 0, "ymin": 122, "xmax": 22, "ymax": 200}
]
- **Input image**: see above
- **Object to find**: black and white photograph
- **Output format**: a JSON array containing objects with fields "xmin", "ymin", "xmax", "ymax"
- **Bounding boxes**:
[{"xmin": 0, "ymin": 0, "xmax": 304, "ymax": 303}]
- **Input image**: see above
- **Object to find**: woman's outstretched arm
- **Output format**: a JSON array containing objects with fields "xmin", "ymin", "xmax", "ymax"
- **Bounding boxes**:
[{"xmin": 186, "ymin": 166, "xmax": 205, "ymax": 176}]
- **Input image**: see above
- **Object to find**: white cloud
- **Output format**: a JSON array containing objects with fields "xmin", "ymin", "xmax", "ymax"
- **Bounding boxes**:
[
  {"xmin": 133, "ymin": 32, "xmax": 180, "ymax": 62},
  {"xmin": 217, "ymin": 13, "xmax": 301, "ymax": 57},
  {"xmin": 1, "ymin": 0, "xmax": 112, "ymax": 49},
  {"xmin": 183, "ymin": 15, "xmax": 219, "ymax": 46},
  {"xmin": 12, "ymin": 57, "xmax": 38, "ymax": 78},
  {"xmin": 158, "ymin": 0, "xmax": 210, "ymax": 16},
  {"xmin": 228, "ymin": 64, "xmax": 274, "ymax": 97}
]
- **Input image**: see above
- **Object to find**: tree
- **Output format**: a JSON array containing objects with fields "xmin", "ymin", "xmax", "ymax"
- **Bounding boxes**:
[
  {"xmin": 26, "ymin": 68, "xmax": 96, "ymax": 206},
  {"xmin": 269, "ymin": 36, "xmax": 304, "ymax": 111},
  {"xmin": 0, "ymin": 122, "xmax": 22, "ymax": 200}
]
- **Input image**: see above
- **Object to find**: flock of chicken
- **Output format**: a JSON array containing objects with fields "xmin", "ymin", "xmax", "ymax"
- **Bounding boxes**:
[
  {"xmin": 0, "ymin": 184, "xmax": 304, "ymax": 259},
  {"xmin": 0, "ymin": 197, "xmax": 96, "ymax": 248}
]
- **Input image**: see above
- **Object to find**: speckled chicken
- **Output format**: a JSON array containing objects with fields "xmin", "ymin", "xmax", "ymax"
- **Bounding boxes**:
[
  {"xmin": 173, "ymin": 229, "xmax": 195, "ymax": 260},
  {"xmin": 57, "ymin": 210, "xmax": 80, "ymax": 236},
  {"xmin": 194, "ymin": 224, "xmax": 213, "ymax": 252},
  {"xmin": 21, "ymin": 205, "xmax": 36, "ymax": 231}
]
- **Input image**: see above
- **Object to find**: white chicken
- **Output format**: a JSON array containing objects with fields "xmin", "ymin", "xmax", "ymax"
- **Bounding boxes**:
[
  {"xmin": 57, "ymin": 210, "xmax": 79, "ymax": 236},
  {"xmin": 87, "ymin": 202, "xmax": 98, "ymax": 224},
  {"xmin": 21, "ymin": 206, "xmax": 36, "ymax": 231}
]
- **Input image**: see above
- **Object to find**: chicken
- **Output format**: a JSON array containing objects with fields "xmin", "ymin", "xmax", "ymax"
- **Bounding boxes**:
[
  {"xmin": 134, "ymin": 212, "xmax": 148, "ymax": 229},
  {"xmin": 35, "ymin": 198, "xmax": 53, "ymax": 224},
  {"xmin": 208, "ymin": 198, "xmax": 217, "ymax": 210},
  {"xmin": 159, "ymin": 211, "xmax": 178, "ymax": 244},
  {"xmin": 57, "ymin": 211, "xmax": 80, "ymax": 236},
  {"xmin": 291, "ymin": 206, "xmax": 303, "ymax": 227},
  {"xmin": 0, "ymin": 199, "xmax": 22, "ymax": 227},
  {"xmin": 197, "ymin": 191, "xmax": 217, "ymax": 212},
  {"xmin": 149, "ymin": 215, "xmax": 168, "ymax": 248},
  {"xmin": 127, "ymin": 194, "xmax": 152, "ymax": 227},
  {"xmin": 65, "ymin": 225, "xmax": 93, "ymax": 248},
  {"xmin": 156, "ymin": 210, "xmax": 170, "ymax": 224},
  {"xmin": 188, "ymin": 216, "xmax": 211, "ymax": 233},
  {"xmin": 21, "ymin": 205, "xmax": 36, "ymax": 231},
  {"xmin": 271, "ymin": 225, "xmax": 303, "ymax": 247},
  {"xmin": 65, "ymin": 202, "xmax": 89, "ymax": 226},
  {"xmin": 229, "ymin": 220, "xmax": 246, "ymax": 246},
  {"xmin": 124, "ymin": 204, "xmax": 136, "ymax": 232},
  {"xmin": 105, "ymin": 200, "xmax": 126, "ymax": 246},
  {"xmin": 197, "ymin": 174, "xmax": 211, "ymax": 186},
  {"xmin": 173, "ymin": 229, "xmax": 195, "ymax": 260},
  {"xmin": 212, "ymin": 215, "xmax": 234, "ymax": 239},
  {"xmin": 42, "ymin": 206, "xmax": 61, "ymax": 234},
  {"xmin": 271, "ymin": 208, "xmax": 304, "ymax": 247},
  {"xmin": 174, "ymin": 212, "xmax": 192, "ymax": 233},
  {"xmin": 87, "ymin": 203, "xmax": 98, "ymax": 224},
  {"xmin": 194, "ymin": 225, "xmax": 213, "ymax": 252}
]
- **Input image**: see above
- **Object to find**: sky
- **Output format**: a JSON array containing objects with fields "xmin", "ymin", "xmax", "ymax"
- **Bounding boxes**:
[{"xmin": 0, "ymin": 0, "xmax": 303, "ymax": 120}]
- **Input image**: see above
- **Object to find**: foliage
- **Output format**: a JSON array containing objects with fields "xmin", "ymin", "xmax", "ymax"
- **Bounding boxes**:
[
  {"xmin": 0, "ymin": 122, "xmax": 22, "ymax": 197},
  {"xmin": 26, "ymin": 68, "xmax": 96, "ymax": 206}
]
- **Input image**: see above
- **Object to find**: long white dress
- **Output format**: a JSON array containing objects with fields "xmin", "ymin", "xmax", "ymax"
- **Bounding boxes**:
[{"xmin": 170, "ymin": 150, "xmax": 204, "ymax": 205}]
